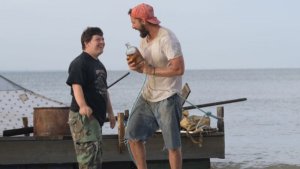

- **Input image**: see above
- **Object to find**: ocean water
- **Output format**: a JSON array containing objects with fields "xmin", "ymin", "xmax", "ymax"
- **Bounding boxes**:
[{"xmin": 1, "ymin": 69, "xmax": 300, "ymax": 169}]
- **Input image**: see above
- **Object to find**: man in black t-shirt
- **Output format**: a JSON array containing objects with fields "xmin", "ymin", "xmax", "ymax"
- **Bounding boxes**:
[{"xmin": 66, "ymin": 27, "xmax": 116, "ymax": 169}]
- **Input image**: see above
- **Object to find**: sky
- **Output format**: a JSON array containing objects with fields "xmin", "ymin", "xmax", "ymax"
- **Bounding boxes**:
[{"xmin": 0, "ymin": 0, "xmax": 299, "ymax": 71}]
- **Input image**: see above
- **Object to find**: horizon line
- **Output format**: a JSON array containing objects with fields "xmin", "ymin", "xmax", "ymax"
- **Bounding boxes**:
[{"xmin": 1, "ymin": 67, "xmax": 299, "ymax": 73}]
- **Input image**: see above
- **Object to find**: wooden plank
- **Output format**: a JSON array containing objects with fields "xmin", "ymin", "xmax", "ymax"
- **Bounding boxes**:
[
  {"xmin": 0, "ymin": 133, "xmax": 224, "ymax": 165},
  {"xmin": 0, "ymin": 139, "xmax": 76, "ymax": 164},
  {"xmin": 3, "ymin": 127, "xmax": 33, "ymax": 136},
  {"xmin": 0, "ymin": 164, "xmax": 76, "ymax": 169},
  {"xmin": 0, "ymin": 160, "xmax": 211, "ymax": 169},
  {"xmin": 146, "ymin": 159, "xmax": 210, "ymax": 169},
  {"xmin": 180, "ymin": 83, "xmax": 191, "ymax": 106}
]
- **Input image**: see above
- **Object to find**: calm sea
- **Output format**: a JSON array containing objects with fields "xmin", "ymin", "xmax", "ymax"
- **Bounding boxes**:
[{"xmin": 1, "ymin": 69, "xmax": 300, "ymax": 169}]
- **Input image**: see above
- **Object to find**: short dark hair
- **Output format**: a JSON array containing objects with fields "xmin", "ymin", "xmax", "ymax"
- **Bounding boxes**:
[{"xmin": 81, "ymin": 27, "xmax": 103, "ymax": 50}]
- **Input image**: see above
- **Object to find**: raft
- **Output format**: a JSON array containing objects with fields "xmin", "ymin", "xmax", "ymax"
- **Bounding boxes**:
[
  {"xmin": 0, "ymin": 107, "xmax": 225, "ymax": 169},
  {"xmin": 0, "ymin": 75, "xmax": 246, "ymax": 169}
]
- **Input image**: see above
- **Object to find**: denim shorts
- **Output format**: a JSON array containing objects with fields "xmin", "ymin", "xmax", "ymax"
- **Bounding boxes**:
[{"xmin": 125, "ymin": 94, "xmax": 182, "ymax": 149}]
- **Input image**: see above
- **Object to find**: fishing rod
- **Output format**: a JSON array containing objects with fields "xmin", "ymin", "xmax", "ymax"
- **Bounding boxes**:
[{"xmin": 107, "ymin": 72, "xmax": 130, "ymax": 89}]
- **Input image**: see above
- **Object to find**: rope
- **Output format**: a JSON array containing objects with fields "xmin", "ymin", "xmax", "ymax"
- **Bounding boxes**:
[
  {"xmin": 125, "ymin": 72, "xmax": 148, "ymax": 165},
  {"xmin": 176, "ymin": 93, "xmax": 219, "ymax": 147},
  {"xmin": 177, "ymin": 93, "xmax": 220, "ymax": 120}
]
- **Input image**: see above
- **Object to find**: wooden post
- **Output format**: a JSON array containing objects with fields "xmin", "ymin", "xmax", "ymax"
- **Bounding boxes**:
[
  {"xmin": 125, "ymin": 110, "xmax": 129, "ymax": 119},
  {"xmin": 22, "ymin": 117, "xmax": 29, "ymax": 136},
  {"xmin": 117, "ymin": 112, "xmax": 125, "ymax": 153},
  {"xmin": 217, "ymin": 107, "xmax": 224, "ymax": 132},
  {"xmin": 124, "ymin": 109, "xmax": 129, "ymax": 120},
  {"xmin": 124, "ymin": 109, "xmax": 129, "ymax": 126},
  {"xmin": 180, "ymin": 83, "xmax": 191, "ymax": 106}
]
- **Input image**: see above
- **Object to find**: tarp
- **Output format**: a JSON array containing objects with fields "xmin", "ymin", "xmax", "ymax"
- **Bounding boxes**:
[{"xmin": 0, "ymin": 74, "xmax": 67, "ymax": 136}]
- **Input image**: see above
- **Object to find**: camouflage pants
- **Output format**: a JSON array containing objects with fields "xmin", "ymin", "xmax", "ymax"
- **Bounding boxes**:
[{"xmin": 68, "ymin": 110, "xmax": 103, "ymax": 169}]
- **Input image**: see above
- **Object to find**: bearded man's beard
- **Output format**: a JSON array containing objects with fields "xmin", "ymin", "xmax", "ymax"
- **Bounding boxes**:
[{"xmin": 139, "ymin": 25, "xmax": 149, "ymax": 38}]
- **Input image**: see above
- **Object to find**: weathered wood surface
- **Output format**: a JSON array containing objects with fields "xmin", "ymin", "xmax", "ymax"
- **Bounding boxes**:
[
  {"xmin": 0, "ymin": 160, "xmax": 210, "ymax": 169},
  {"xmin": 180, "ymin": 82, "xmax": 191, "ymax": 105},
  {"xmin": 217, "ymin": 107, "xmax": 225, "ymax": 132},
  {"xmin": 2, "ymin": 127, "xmax": 33, "ymax": 136},
  {"xmin": 0, "ymin": 132, "xmax": 224, "ymax": 165}
]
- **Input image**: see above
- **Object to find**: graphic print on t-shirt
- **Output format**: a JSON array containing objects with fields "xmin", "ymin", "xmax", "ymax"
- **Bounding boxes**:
[{"xmin": 95, "ymin": 69, "xmax": 107, "ymax": 99}]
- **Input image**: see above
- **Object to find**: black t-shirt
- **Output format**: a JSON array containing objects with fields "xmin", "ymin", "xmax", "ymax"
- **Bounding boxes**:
[{"xmin": 66, "ymin": 52, "xmax": 108, "ymax": 126}]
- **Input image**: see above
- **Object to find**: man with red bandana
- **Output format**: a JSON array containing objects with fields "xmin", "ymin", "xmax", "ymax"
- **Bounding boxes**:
[{"xmin": 125, "ymin": 3, "xmax": 185, "ymax": 169}]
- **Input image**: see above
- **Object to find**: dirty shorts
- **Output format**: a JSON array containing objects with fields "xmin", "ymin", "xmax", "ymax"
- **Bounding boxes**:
[
  {"xmin": 68, "ymin": 110, "xmax": 103, "ymax": 169},
  {"xmin": 125, "ymin": 94, "xmax": 182, "ymax": 149}
]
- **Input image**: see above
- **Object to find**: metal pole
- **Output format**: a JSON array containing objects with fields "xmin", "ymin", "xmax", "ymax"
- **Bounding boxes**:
[
  {"xmin": 183, "ymin": 98, "xmax": 247, "ymax": 110},
  {"xmin": 107, "ymin": 72, "xmax": 130, "ymax": 89}
]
